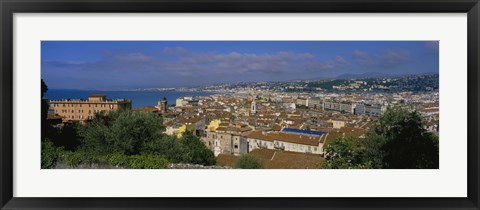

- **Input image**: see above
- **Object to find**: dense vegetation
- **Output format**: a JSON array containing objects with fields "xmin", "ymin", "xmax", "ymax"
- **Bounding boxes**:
[
  {"xmin": 78, "ymin": 110, "xmax": 215, "ymax": 165},
  {"xmin": 324, "ymin": 106, "xmax": 439, "ymax": 169},
  {"xmin": 41, "ymin": 80, "xmax": 215, "ymax": 169}
]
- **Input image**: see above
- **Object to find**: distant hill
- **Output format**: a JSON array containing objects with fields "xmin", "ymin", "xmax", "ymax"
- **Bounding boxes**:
[
  {"xmin": 334, "ymin": 72, "xmax": 403, "ymax": 80},
  {"xmin": 333, "ymin": 72, "xmax": 438, "ymax": 80}
]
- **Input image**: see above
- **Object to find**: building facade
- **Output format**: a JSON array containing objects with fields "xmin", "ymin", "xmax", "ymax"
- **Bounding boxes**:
[
  {"xmin": 246, "ymin": 129, "xmax": 327, "ymax": 155},
  {"xmin": 49, "ymin": 94, "xmax": 132, "ymax": 123},
  {"xmin": 296, "ymin": 97, "xmax": 308, "ymax": 107},
  {"xmin": 203, "ymin": 130, "xmax": 248, "ymax": 157},
  {"xmin": 309, "ymin": 97, "xmax": 322, "ymax": 109},
  {"xmin": 323, "ymin": 100, "xmax": 354, "ymax": 114},
  {"xmin": 176, "ymin": 98, "xmax": 184, "ymax": 107},
  {"xmin": 354, "ymin": 101, "xmax": 384, "ymax": 116},
  {"xmin": 157, "ymin": 97, "xmax": 168, "ymax": 112}
]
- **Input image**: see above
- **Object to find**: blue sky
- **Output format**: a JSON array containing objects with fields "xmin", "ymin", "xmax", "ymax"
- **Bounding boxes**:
[{"xmin": 41, "ymin": 41, "xmax": 439, "ymax": 90}]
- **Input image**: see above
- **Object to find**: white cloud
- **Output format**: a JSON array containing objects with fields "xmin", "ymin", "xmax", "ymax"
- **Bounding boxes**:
[{"xmin": 352, "ymin": 49, "xmax": 410, "ymax": 68}]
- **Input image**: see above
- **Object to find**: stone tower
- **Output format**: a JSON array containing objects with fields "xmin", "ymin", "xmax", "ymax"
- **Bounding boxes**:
[{"xmin": 158, "ymin": 96, "xmax": 168, "ymax": 112}]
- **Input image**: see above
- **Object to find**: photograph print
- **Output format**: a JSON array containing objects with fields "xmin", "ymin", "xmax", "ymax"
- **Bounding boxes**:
[{"xmin": 41, "ymin": 41, "xmax": 439, "ymax": 169}]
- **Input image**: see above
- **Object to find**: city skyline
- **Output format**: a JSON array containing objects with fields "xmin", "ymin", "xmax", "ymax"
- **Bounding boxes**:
[{"xmin": 42, "ymin": 41, "xmax": 439, "ymax": 90}]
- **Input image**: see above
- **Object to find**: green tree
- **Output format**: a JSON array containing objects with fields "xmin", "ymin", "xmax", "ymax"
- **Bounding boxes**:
[
  {"xmin": 366, "ymin": 106, "xmax": 439, "ymax": 169},
  {"xmin": 324, "ymin": 106, "xmax": 439, "ymax": 169},
  {"xmin": 78, "ymin": 116, "xmax": 114, "ymax": 154},
  {"xmin": 234, "ymin": 154, "xmax": 264, "ymax": 169},
  {"xmin": 79, "ymin": 110, "xmax": 165, "ymax": 155},
  {"xmin": 41, "ymin": 79, "xmax": 50, "ymax": 141},
  {"xmin": 79, "ymin": 110, "xmax": 215, "ymax": 166},
  {"xmin": 51, "ymin": 122, "xmax": 82, "ymax": 151},
  {"xmin": 177, "ymin": 131, "xmax": 216, "ymax": 165},
  {"xmin": 41, "ymin": 140, "xmax": 63, "ymax": 169},
  {"xmin": 109, "ymin": 111, "xmax": 165, "ymax": 155},
  {"xmin": 323, "ymin": 136, "xmax": 372, "ymax": 169}
]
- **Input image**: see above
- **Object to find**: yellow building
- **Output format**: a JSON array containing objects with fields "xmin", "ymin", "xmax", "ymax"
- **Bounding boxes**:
[
  {"xmin": 49, "ymin": 94, "xmax": 131, "ymax": 123},
  {"xmin": 176, "ymin": 98, "xmax": 184, "ymax": 107},
  {"xmin": 207, "ymin": 120, "xmax": 222, "ymax": 132},
  {"xmin": 176, "ymin": 124, "xmax": 187, "ymax": 138},
  {"xmin": 176, "ymin": 124, "xmax": 198, "ymax": 138},
  {"xmin": 328, "ymin": 119, "xmax": 345, "ymax": 129},
  {"xmin": 175, "ymin": 116, "xmax": 205, "ymax": 137}
]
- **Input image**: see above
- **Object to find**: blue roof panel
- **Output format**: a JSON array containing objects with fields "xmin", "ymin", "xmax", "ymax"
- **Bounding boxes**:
[{"xmin": 281, "ymin": 128, "xmax": 326, "ymax": 136}]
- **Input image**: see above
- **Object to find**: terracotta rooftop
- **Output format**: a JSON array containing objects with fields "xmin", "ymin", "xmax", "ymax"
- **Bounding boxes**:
[
  {"xmin": 132, "ymin": 106, "xmax": 159, "ymax": 112},
  {"xmin": 178, "ymin": 116, "xmax": 203, "ymax": 124},
  {"xmin": 216, "ymin": 126, "xmax": 252, "ymax": 133},
  {"xmin": 216, "ymin": 149, "xmax": 324, "ymax": 169}
]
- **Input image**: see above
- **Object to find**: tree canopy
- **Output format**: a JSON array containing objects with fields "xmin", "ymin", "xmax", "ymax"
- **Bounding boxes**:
[
  {"xmin": 325, "ymin": 106, "xmax": 439, "ymax": 169},
  {"xmin": 323, "ymin": 136, "xmax": 372, "ymax": 169},
  {"xmin": 78, "ymin": 110, "xmax": 215, "ymax": 165},
  {"xmin": 234, "ymin": 154, "xmax": 264, "ymax": 169}
]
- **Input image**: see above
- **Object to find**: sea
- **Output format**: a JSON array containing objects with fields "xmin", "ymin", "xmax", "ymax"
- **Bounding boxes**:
[{"xmin": 45, "ymin": 89, "xmax": 217, "ymax": 108}]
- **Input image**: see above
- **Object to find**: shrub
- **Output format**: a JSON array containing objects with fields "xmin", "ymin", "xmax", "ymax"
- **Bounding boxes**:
[
  {"xmin": 58, "ymin": 152, "xmax": 169, "ymax": 169},
  {"xmin": 129, "ymin": 154, "xmax": 170, "ymax": 169},
  {"xmin": 106, "ymin": 153, "xmax": 131, "ymax": 167},
  {"xmin": 234, "ymin": 154, "xmax": 263, "ymax": 169},
  {"xmin": 41, "ymin": 140, "xmax": 63, "ymax": 169},
  {"xmin": 62, "ymin": 151, "xmax": 87, "ymax": 167}
]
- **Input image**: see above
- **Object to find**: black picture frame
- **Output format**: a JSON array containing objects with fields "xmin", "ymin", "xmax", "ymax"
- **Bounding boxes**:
[{"xmin": 1, "ymin": 0, "xmax": 479, "ymax": 209}]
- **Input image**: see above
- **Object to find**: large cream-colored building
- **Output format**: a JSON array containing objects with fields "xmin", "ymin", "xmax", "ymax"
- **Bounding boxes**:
[
  {"xmin": 49, "ymin": 94, "xmax": 132, "ymax": 123},
  {"xmin": 246, "ymin": 129, "xmax": 327, "ymax": 155}
]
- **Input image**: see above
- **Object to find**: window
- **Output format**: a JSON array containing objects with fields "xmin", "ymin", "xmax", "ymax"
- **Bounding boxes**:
[
  {"xmin": 88, "ymin": 104, "xmax": 91, "ymax": 107},
  {"xmin": 234, "ymin": 144, "xmax": 238, "ymax": 149},
  {"xmin": 62, "ymin": 104, "xmax": 65, "ymax": 107},
  {"xmin": 71, "ymin": 110, "xmax": 74, "ymax": 113},
  {"xmin": 80, "ymin": 104, "xmax": 82, "ymax": 107}
]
